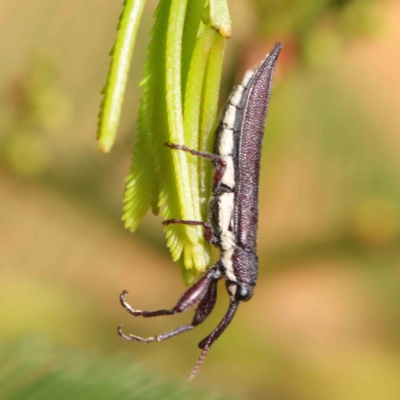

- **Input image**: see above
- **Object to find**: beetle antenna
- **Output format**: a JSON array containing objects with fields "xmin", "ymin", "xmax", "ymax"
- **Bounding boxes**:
[
  {"xmin": 188, "ymin": 301, "xmax": 239, "ymax": 381},
  {"xmin": 188, "ymin": 346, "xmax": 210, "ymax": 381}
]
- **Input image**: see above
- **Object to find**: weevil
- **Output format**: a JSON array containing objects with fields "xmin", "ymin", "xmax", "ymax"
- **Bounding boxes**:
[{"xmin": 119, "ymin": 42, "xmax": 282, "ymax": 380}]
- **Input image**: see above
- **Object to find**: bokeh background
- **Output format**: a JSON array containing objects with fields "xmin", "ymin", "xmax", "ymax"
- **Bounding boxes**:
[{"xmin": 1, "ymin": 0, "xmax": 400, "ymax": 399}]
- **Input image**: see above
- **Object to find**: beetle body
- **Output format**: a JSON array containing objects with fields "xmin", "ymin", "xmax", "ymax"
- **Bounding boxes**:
[{"xmin": 119, "ymin": 43, "xmax": 282, "ymax": 380}]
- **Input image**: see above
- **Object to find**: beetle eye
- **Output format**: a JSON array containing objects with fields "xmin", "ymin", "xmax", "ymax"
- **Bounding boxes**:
[{"xmin": 235, "ymin": 285, "xmax": 249, "ymax": 301}]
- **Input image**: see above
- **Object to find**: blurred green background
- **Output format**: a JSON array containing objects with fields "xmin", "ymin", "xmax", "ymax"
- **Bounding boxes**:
[{"xmin": 1, "ymin": 0, "xmax": 400, "ymax": 399}]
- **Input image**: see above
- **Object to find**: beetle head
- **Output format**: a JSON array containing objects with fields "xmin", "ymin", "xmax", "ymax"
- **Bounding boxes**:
[{"xmin": 226, "ymin": 281, "xmax": 254, "ymax": 302}]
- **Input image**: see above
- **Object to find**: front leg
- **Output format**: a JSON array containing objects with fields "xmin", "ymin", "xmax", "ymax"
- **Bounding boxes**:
[
  {"xmin": 118, "ymin": 277, "xmax": 219, "ymax": 344},
  {"xmin": 118, "ymin": 265, "xmax": 222, "ymax": 342}
]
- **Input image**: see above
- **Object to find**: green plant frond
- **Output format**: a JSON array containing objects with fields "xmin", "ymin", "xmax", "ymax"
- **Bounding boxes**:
[
  {"xmin": 209, "ymin": 0, "xmax": 232, "ymax": 38},
  {"xmin": 122, "ymin": 76, "xmax": 158, "ymax": 231},
  {"xmin": 97, "ymin": 0, "xmax": 146, "ymax": 153},
  {"xmin": 122, "ymin": 0, "xmax": 170, "ymax": 231},
  {"xmin": 166, "ymin": 0, "xmax": 198, "ymax": 230},
  {"xmin": 122, "ymin": 0, "xmax": 228, "ymax": 283},
  {"xmin": 177, "ymin": 26, "xmax": 223, "ymax": 281},
  {"xmin": 181, "ymin": 0, "xmax": 207, "ymax": 94},
  {"xmin": 199, "ymin": 32, "xmax": 226, "ymax": 217},
  {"xmin": 165, "ymin": 0, "xmax": 211, "ymax": 275},
  {"xmin": 183, "ymin": 26, "xmax": 215, "ymax": 151},
  {"xmin": 183, "ymin": 40, "xmax": 211, "ymax": 223}
]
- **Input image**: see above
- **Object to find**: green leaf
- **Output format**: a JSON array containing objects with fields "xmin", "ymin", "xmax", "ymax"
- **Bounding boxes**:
[
  {"xmin": 199, "ymin": 31, "xmax": 226, "ymax": 217},
  {"xmin": 165, "ymin": 0, "xmax": 211, "ymax": 278},
  {"xmin": 122, "ymin": 0, "xmax": 228, "ymax": 284},
  {"xmin": 123, "ymin": 0, "xmax": 170, "ymax": 231},
  {"xmin": 181, "ymin": 0, "xmax": 207, "ymax": 93},
  {"xmin": 97, "ymin": 0, "xmax": 146, "ymax": 153},
  {"xmin": 209, "ymin": 0, "xmax": 232, "ymax": 38}
]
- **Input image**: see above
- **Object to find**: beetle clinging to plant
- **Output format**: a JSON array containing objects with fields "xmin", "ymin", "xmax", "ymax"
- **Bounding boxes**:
[{"xmin": 119, "ymin": 42, "xmax": 282, "ymax": 380}]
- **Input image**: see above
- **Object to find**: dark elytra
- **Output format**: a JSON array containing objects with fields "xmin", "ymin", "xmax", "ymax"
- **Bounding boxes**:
[{"xmin": 119, "ymin": 42, "xmax": 282, "ymax": 380}]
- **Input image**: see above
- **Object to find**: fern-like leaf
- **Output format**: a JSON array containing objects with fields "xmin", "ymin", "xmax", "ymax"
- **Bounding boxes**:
[
  {"xmin": 121, "ymin": 0, "xmax": 227, "ymax": 284},
  {"xmin": 97, "ymin": 0, "xmax": 146, "ymax": 153}
]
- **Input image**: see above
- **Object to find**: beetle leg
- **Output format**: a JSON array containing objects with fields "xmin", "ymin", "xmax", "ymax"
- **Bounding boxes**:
[
  {"xmin": 119, "ymin": 266, "xmax": 222, "ymax": 340},
  {"xmin": 120, "ymin": 265, "xmax": 219, "ymax": 318},
  {"xmin": 118, "ymin": 324, "xmax": 195, "ymax": 343},
  {"xmin": 164, "ymin": 142, "xmax": 227, "ymax": 190},
  {"xmin": 162, "ymin": 219, "xmax": 217, "ymax": 245},
  {"xmin": 189, "ymin": 301, "xmax": 239, "ymax": 381},
  {"xmin": 164, "ymin": 142, "xmax": 225, "ymax": 165},
  {"xmin": 191, "ymin": 276, "xmax": 218, "ymax": 325},
  {"xmin": 118, "ymin": 278, "xmax": 219, "ymax": 344}
]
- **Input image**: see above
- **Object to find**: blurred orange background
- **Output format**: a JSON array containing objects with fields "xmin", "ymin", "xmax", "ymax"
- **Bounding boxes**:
[{"xmin": 1, "ymin": 1, "xmax": 400, "ymax": 399}]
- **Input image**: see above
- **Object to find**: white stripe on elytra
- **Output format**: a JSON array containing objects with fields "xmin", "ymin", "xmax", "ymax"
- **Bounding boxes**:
[
  {"xmin": 217, "ymin": 192, "xmax": 237, "ymax": 281},
  {"xmin": 222, "ymin": 105, "xmax": 236, "ymax": 129},
  {"xmin": 220, "ymin": 156, "xmax": 235, "ymax": 189},
  {"xmin": 218, "ymin": 192, "xmax": 234, "ymax": 235},
  {"xmin": 229, "ymin": 84, "xmax": 244, "ymax": 107},
  {"xmin": 222, "ymin": 249, "xmax": 236, "ymax": 282},
  {"xmin": 218, "ymin": 128, "xmax": 235, "ymax": 189},
  {"xmin": 218, "ymin": 128, "xmax": 234, "ymax": 156},
  {"xmin": 241, "ymin": 68, "xmax": 256, "ymax": 87}
]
